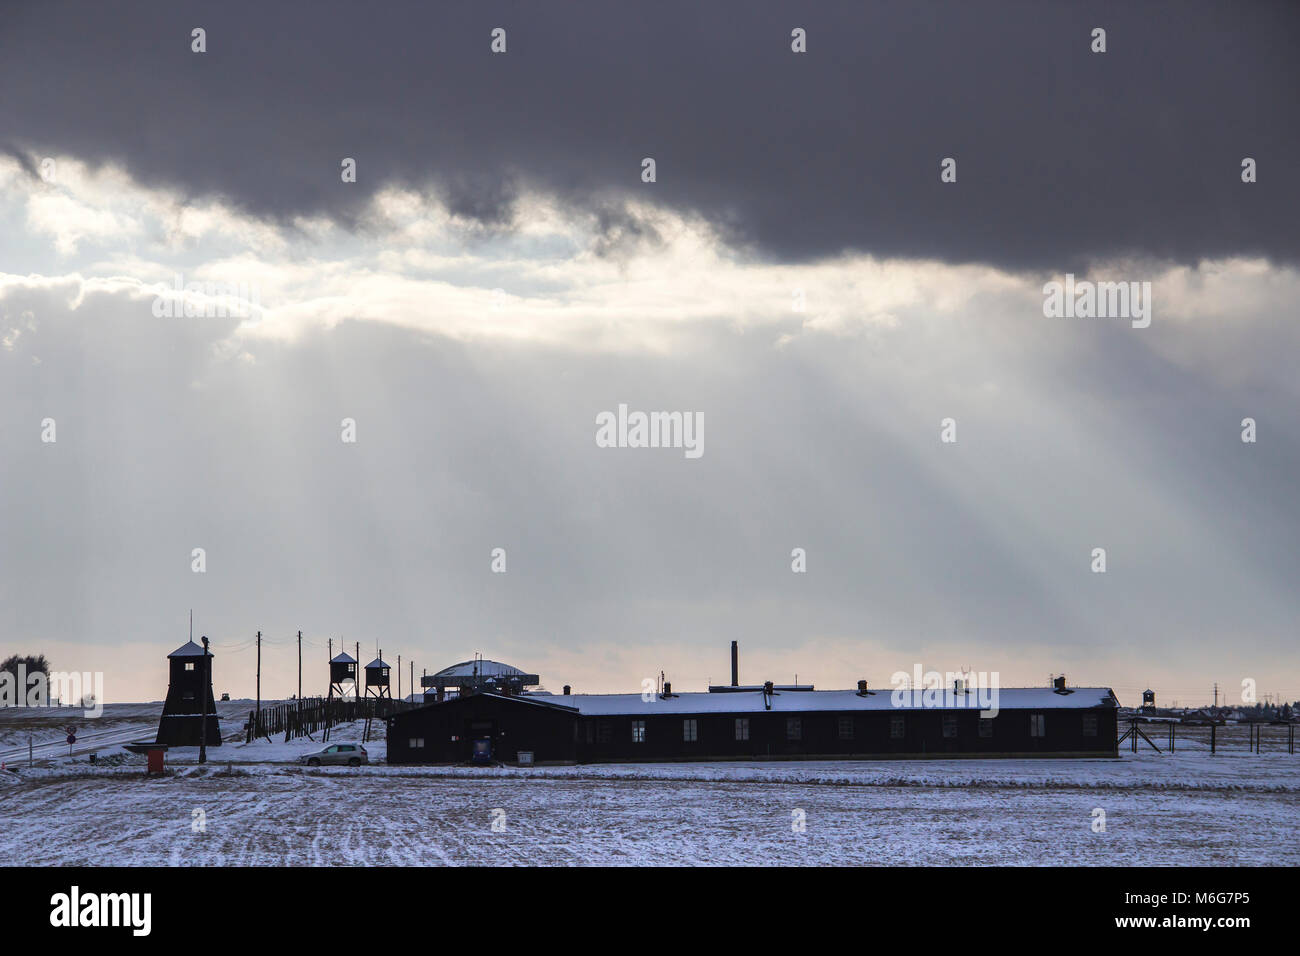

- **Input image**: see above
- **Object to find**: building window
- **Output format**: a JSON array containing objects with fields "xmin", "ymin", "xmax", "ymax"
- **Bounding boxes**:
[
  {"xmin": 734, "ymin": 718, "xmax": 749, "ymax": 741},
  {"xmin": 1029, "ymin": 713, "xmax": 1046, "ymax": 737},
  {"xmin": 631, "ymin": 719, "xmax": 646, "ymax": 743},
  {"xmin": 1082, "ymin": 714, "xmax": 1098, "ymax": 737},
  {"xmin": 408, "ymin": 738, "xmax": 424, "ymax": 748},
  {"xmin": 785, "ymin": 717, "xmax": 802, "ymax": 741},
  {"xmin": 890, "ymin": 714, "xmax": 905, "ymax": 739},
  {"xmin": 942, "ymin": 714, "xmax": 958, "ymax": 738},
  {"xmin": 978, "ymin": 718, "xmax": 994, "ymax": 738},
  {"xmin": 597, "ymin": 721, "xmax": 612, "ymax": 744},
  {"xmin": 837, "ymin": 716, "xmax": 854, "ymax": 740},
  {"xmin": 184, "ymin": 662, "xmax": 195, "ymax": 672},
  {"xmin": 683, "ymin": 719, "xmax": 698, "ymax": 742}
]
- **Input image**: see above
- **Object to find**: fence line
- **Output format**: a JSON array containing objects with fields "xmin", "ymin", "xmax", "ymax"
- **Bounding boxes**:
[{"xmin": 245, "ymin": 696, "xmax": 419, "ymax": 743}]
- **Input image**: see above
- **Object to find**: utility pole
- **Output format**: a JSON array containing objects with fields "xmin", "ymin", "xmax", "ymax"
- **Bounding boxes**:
[
  {"xmin": 297, "ymin": 630, "xmax": 303, "ymax": 703},
  {"xmin": 398, "ymin": 654, "xmax": 401, "ymax": 702},
  {"xmin": 1214, "ymin": 682, "xmax": 1218, "ymax": 708},
  {"xmin": 256, "ymin": 630, "xmax": 262, "ymax": 718},
  {"xmin": 410, "ymin": 660, "xmax": 414, "ymax": 704},
  {"xmin": 199, "ymin": 635, "xmax": 210, "ymax": 765}
]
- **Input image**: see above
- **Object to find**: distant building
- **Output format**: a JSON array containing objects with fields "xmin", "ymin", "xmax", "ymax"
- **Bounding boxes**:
[{"xmin": 421, "ymin": 658, "xmax": 540, "ymax": 701}]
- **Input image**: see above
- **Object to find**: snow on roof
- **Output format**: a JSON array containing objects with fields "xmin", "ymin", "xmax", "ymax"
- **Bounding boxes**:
[
  {"xmin": 433, "ymin": 659, "xmax": 526, "ymax": 679},
  {"xmin": 561, "ymin": 686, "xmax": 1117, "ymax": 716},
  {"xmin": 366, "ymin": 658, "xmax": 389, "ymax": 669},
  {"xmin": 330, "ymin": 652, "xmax": 356, "ymax": 663},
  {"xmin": 167, "ymin": 640, "xmax": 209, "ymax": 658}
]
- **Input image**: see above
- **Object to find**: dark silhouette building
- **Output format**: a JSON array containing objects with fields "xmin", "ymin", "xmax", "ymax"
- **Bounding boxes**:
[
  {"xmin": 387, "ymin": 662, "xmax": 1119, "ymax": 765},
  {"xmin": 156, "ymin": 640, "xmax": 221, "ymax": 747}
]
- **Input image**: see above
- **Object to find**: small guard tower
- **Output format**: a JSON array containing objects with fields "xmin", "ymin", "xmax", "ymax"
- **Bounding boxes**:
[
  {"xmin": 364, "ymin": 654, "xmax": 392, "ymax": 700},
  {"xmin": 156, "ymin": 640, "xmax": 221, "ymax": 747},
  {"xmin": 1141, "ymin": 688, "xmax": 1156, "ymax": 712},
  {"xmin": 329, "ymin": 651, "xmax": 358, "ymax": 700}
]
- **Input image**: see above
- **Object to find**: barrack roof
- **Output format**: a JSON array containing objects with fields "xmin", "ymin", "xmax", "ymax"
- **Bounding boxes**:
[{"xmin": 556, "ymin": 686, "xmax": 1118, "ymax": 716}]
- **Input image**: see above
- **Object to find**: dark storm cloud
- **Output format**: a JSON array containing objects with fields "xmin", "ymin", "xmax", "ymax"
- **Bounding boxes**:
[{"xmin": 1, "ymin": 0, "xmax": 1297, "ymax": 270}]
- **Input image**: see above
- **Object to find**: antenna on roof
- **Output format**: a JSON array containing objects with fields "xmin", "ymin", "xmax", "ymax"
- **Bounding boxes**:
[{"xmin": 189, "ymin": 609, "xmax": 193, "ymax": 643}]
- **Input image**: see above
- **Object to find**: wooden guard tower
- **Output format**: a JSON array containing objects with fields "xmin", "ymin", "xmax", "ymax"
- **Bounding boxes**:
[
  {"xmin": 364, "ymin": 654, "xmax": 391, "ymax": 700},
  {"xmin": 329, "ymin": 651, "xmax": 358, "ymax": 700},
  {"xmin": 156, "ymin": 639, "xmax": 221, "ymax": 747}
]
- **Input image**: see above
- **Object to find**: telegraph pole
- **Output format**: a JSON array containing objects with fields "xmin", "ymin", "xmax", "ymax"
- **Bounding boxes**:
[
  {"xmin": 398, "ymin": 654, "xmax": 402, "ymax": 702},
  {"xmin": 256, "ymin": 630, "xmax": 262, "ymax": 718},
  {"xmin": 297, "ymin": 630, "xmax": 303, "ymax": 702},
  {"xmin": 410, "ymin": 660, "xmax": 414, "ymax": 704},
  {"xmin": 199, "ymin": 635, "xmax": 210, "ymax": 765}
]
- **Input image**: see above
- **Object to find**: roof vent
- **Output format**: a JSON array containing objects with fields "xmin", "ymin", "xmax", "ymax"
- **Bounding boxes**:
[
  {"xmin": 661, "ymin": 681, "xmax": 677, "ymax": 699},
  {"xmin": 562, "ymin": 685, "xmax": 571, "ymax": 696},
  {"xmin": 1053, "ymin": 675, "xmax": 1073, "ymax": 695},
  {"xmin": 954, "ymin": 678, "xmax": 966, "ymax": 694},
  {"xmin": 856, "ymin": 679, "xmax": 874, "ymax": 697}
]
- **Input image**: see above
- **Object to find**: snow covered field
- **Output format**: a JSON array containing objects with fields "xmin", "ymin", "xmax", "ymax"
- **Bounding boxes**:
[{"xmin": 1, "ymin": 744, "xmax": 1296, "ymax": 865}]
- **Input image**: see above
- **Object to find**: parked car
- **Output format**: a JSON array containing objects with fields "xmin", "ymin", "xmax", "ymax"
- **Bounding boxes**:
[
  {"xmin": 220, "ymin": 693, "xmax": 230, "ymax": 701},
  {"xmin": 299, "ymin": 743, "xmax": 368, "ymax": 767}
]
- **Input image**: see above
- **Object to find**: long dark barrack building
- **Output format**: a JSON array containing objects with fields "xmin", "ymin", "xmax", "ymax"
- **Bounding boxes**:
[{"xmin": 387, "ymin": 652, "xmax": 1118, "ymax": 765}]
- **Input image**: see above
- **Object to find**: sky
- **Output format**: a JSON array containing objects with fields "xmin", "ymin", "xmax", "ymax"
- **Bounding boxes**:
[{"xmin": 1, "ymin": 1, "xmax": 1297, "ymax": 707}]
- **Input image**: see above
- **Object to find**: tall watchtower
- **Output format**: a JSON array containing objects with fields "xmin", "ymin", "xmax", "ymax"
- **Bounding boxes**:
[
  {"xmin": 364, "ymin": 654, "xmax": 391, "ymax": 700},
  {"xmin": 329, "ymin": 651, "xmax": 358, "ymax": 700},
  {"xmin": 156, "ymin": 640, "xmax": 221, "ymax": 747}
]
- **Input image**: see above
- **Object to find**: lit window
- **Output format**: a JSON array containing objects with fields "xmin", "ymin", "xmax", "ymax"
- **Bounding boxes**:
[
  {"xmin": 942, "ymin": 714, "xmax": 958, "ymax": 738},
  {"xmin": 978, "ymin": 718, "xmax": 993, "ymax": 738},
  {"xmin": 890, "ymin": 715, "xmax": 905, "ymax": 739},
  {"xmin": 1082, "ymin": 714, "xmax": 1098, "ymax": 737},
  {"xmin": 1030, "ymin": 714, "xmax": 1046, "ymax": 737},
  {"xmin": 837, "ymin": 716, "xmax": 854, "ymax": 740},
  {"xmin": 408, "ymin": 738, "xmax": 424, "ymax": 748},
  {"xmin": 631, "ymin": 719, "xmax": 646, "ymax": 743},
  {"xmin": 786, "ymin": 717, "xmax": 801, "ymax": 741},
  {"xmin": 683, "ymin": 719, "xmax": 698, "ymax": 742},
  {"xmin": 734, "ymin": 718, "xmax": 749, "ymax": 741},
  {"xmin": 184, "ymin": 662, "xmax": 195, "ymax": 672}
]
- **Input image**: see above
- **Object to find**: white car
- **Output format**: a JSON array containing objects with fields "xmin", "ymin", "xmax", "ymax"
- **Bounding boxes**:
[{"xmin": 299, "ymin": 743, "xmax": 368, "ymax": 767}]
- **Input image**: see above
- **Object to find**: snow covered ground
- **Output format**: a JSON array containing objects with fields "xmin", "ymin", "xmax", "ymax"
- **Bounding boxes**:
[
  {"xmin": 0, "ymin": 700, "xmax": 259, "ymax": 764},
  {"xmin": 1, "ymin": 739, "xmax": 1295, "ymax": 865}
]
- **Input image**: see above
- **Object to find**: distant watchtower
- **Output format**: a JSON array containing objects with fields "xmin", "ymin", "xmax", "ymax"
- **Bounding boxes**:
[
  {"xmin": 1141, "ymin": 688, "xmax": 1156, "ymax": 712},
  {"xmin": 364, "ymin": 654, "xmax": 391, "ymax": 700},
  {"xmin": 156, "ymin": 640, "xmax": 221, "ymax": 747},
  {"xmin": 329, "ymin": 652, "xmax": 358, "ymax": 700}
]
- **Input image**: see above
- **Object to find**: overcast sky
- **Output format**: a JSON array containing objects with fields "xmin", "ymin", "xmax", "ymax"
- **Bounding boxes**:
[{"xmin": 1, "ymin": 1, "xmax": 1297, "ymax": 706}]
